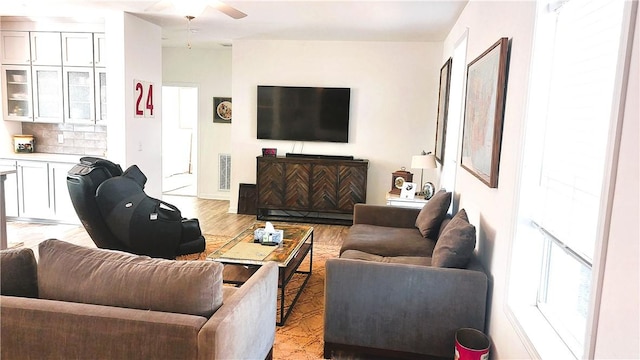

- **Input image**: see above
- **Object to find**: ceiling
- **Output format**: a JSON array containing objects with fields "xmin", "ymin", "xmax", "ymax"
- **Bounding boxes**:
[{"xmin": 0, "ymin": 1, "xmax": 468, "ymax": 48}]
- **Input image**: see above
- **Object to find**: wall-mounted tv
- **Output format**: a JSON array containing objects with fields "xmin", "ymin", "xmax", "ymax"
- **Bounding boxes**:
[{"xmin": 257, "ymin": 85, "xmax": 351, "ymax": 143}]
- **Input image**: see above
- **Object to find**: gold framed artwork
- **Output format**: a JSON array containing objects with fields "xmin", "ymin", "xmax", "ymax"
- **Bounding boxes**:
[
  {"xmin": 213, "ymin": 97, "xmax": 232, "ymax": 123},
  {"xmin": 461, "ymin": 37, "xmax": 511, "ymax": 188},
  {"xmin": 435, "ymin": 57, "xmax": 452, "ymax": 164}
]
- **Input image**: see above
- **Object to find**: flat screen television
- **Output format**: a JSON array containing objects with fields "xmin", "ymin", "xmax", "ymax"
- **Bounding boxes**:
[{"xmin": 257, "ymin": 85, "xmax": 351, "ymax": 143}]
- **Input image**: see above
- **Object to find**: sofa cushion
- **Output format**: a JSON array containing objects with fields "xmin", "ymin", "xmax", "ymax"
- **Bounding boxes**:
[
  {"xmin": 432, "ymin": 209, "xmax": 476, "ymax": 268},
  {"xmin": 0, "ymin": 247, "xmax": 38, "ymax": 298},
  {"xmin": 340, "ymin": 224, "xmax": 436, "ymax": 257},
  {"xmin": 37, "ymin": 239, "xmax": 224, "ymax": 317},
  {"xmin": 341, "ymin": 249, "xmax": 432, "ymax": 266},
  {"xmin": 415, "ymin": 190, "xmax": 452, "ymax": 238}
]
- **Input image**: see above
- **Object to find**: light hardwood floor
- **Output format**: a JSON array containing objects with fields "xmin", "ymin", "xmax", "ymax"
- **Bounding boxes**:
[{"xmin": 6, "ymin": 195, "xmax": 350, "ymax": 256}]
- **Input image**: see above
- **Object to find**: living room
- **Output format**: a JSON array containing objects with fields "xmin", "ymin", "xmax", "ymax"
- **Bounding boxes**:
[{"xmin": 1, "ymin": 1, "xmax": 638, "ymax": 359}]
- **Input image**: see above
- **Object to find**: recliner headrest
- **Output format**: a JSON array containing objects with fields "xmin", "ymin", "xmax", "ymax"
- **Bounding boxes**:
[{"xmin": 123, "ymin": 165, "xmax": 147, "ymax": 188}]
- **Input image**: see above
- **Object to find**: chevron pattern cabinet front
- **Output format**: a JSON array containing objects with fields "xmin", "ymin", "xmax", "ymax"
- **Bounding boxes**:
[{"xmin": 256, "ymin": 156, "xmax": 368, "ymax": 224}]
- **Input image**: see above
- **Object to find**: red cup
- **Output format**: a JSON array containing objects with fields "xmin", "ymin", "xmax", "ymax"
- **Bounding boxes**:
[{"xmin": 454, "ymin": 328, "xmax": 490, "ymax": 360}]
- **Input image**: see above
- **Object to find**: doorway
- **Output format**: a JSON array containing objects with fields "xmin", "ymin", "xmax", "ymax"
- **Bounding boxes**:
[{"xmin": 162, "ymin": 86, "xmax": 198, "ymax": 196}]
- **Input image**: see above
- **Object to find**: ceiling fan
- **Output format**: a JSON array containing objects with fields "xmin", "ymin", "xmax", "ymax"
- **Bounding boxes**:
[{"xmin": 145, "ymin": 0, "xmax": 247, "ymax": 19}]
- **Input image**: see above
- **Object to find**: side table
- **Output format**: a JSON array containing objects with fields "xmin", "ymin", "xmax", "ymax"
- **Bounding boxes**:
[{"xmin": 385, "ymin": 193, "xmax": 428, "ymax": 209}]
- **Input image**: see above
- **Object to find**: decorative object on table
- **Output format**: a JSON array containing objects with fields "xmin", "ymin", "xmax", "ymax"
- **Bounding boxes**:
[
  {"xmin": 253, "ymin": 221, "xmax": 283, "ymax": 246},
  {"xmin": 423, "ymin": 182, "xmax": 436, "ymax": 200},
  {"xmin": 399, "ymin": 182, "xmax": 417, "ymax": 199},
  {"xmin": 411, "ymin": 150, "xmax": 437, "ymax": 197},
  {"xmin": 262, "ymin": 148, "xmax": 277, "ymax": 157},
  {"xmin": 13, "ymin": 134, "xmax": 35, "ymax": 153},
  {"xmin": 461, "ymin": 37, "xmax": 510, "ymax": 188},
  {"xmin": 389, "ymin": 168, "xmax": 413, "ymax": 195},
  {"xmin": 213, "ymin": 97, "xmax": 232, "ymax": 123},
  {"xmin": 435, "ymin": 57, "xmax": 452, "ymax": 164}
]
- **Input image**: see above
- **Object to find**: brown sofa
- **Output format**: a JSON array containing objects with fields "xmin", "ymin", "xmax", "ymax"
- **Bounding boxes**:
[
  {"xmin": 324, "ymin": 191, "xmax": 489, "ymax": 359},
  {"xmin": 1, "ymin": 239, "xmax": 278, "ymax": 360}
]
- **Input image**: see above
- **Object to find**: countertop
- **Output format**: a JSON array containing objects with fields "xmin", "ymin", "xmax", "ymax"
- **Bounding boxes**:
[{"xmin": 0, "ymin": 152, "xmax": 92, "ymax": 163}]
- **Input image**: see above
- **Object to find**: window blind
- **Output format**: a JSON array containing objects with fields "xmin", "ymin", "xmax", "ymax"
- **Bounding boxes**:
[{"xmin": 534, "ymin": 0, "xmax": 625, "ymax": 263}]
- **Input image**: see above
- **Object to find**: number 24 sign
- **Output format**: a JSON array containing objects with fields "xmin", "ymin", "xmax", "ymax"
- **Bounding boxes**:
[{"xmin": 134, "ymin": 80, "xmax": 155, "ymax": 118}]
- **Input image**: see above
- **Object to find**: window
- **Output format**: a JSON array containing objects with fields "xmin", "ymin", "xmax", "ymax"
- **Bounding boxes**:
[{"xmin": 507, "ymin": 0, "xmax": 631, "ymax": 358}]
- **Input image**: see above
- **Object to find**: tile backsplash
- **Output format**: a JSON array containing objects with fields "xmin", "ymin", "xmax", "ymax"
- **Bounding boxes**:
[{"xmin": 21, "ymin": 123, "xmax": 107, "ymax": 156}]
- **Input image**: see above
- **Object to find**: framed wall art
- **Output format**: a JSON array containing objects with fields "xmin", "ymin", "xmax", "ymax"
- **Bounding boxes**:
[
  {"xmin": 435, "ymin": 57, "xmax": 452, "ymax": 164},
  {"xmin": 461, "ymin": 37, "xmax": 510, "ymax": 188},
  {"xmin": 213, "ymin": 97, "xmax": 232, "ymax": 123}
]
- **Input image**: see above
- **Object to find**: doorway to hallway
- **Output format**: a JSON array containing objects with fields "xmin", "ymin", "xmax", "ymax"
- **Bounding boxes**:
[{"xmin": 162, "ymin": 86, "xmax": 198, "ymax": 196}]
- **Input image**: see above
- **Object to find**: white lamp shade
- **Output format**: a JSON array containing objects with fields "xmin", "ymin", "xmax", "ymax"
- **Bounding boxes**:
[{"xmin": 411, "ymin": 154, "xmax": 437, "ymax": 169}]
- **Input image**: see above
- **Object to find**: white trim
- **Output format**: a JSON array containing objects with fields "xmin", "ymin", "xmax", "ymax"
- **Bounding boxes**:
[
  {"xmin": 503, "ymin": 1, "xmax": 550, "ymax": 356},
  {"xmin": 440, "ymin": 27, "xmax": 468, "ymax": 210},
  {"xmin": 584, "ymin": 1, "xmax": 638, "ymax": 358}
]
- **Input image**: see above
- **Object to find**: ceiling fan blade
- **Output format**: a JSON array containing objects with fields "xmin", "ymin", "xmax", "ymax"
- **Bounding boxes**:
[{"xmin": 214, "ymin": 2, "xmax": 247, "ymax": 19}]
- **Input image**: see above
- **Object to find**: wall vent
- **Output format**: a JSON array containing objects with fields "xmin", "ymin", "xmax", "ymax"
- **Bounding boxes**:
[{"xmin": 219, "ymin": 153, "xmax": 231, "ymax": 191}]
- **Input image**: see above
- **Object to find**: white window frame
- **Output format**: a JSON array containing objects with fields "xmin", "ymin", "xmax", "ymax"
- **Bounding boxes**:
[{"xmin": 505, "ymin": 0, "xmax": 637, "ymax": 358}]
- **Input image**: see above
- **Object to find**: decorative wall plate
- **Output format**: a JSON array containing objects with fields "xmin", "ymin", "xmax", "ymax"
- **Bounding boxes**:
[{"xmin": 217, "ymin": 101, "xmax": 232, "ymax": 120}]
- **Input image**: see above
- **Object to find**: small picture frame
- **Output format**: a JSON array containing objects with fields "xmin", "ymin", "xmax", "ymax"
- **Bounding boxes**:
[
  {"xmin": 400, "ymin": 182, "xmax": 417, "ymax": 199},
  {"xmin": 213, "ymin": 97, "xmax": 232, "ymax": 123}
]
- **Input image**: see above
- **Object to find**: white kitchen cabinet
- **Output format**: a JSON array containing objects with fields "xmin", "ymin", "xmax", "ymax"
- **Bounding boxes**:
[
  {"xmin": 2, "ymin": 30, "xmax": 105, "ymax": 124},
  {"xmin": 63, "ymin": 67, "xmax": 95, "ymax": 123},
  {"xmin": 17, "ymin": 160, "xmax": 52, "ymax": 219},
  {"xmin": 49, "ymin": 162, "xmax": 78, "ymax": 222},
  {"xmin": 95, "ymin": 68, "xmax": 107, "ymax": 123},
  {"xmin": 2, "ymin": 65, "xmax": 33, "ymax": 121},
  {"xmin": 32, "ymin": 66, "xmax": 64, "ymax": 122},
  {"xmin": 0, "ymin": 160, "xmax": 18, "ymax": 217},
  {"xmin": 2, "ymin": 159, "xmax": 79, "ymax": 223},
  {"xmin": 30, "ymin": 32, "xmax": 62, "ymax": 66},
  {"xmin": 93, "ymin": 33, "xmax": 106, "ymax": 67},
  {"xmin": 61, "ymin": 32, "xmax": 94, "ymax": 66},
  {"xmin": 1, "ymin": 31, "xmax": 30, "ymax": 65}
]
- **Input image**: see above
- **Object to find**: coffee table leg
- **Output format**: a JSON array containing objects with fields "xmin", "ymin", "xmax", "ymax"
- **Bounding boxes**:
[
  {"xmin": 276, "ymin": 230, "xmax": 314, "ymax": 326},
  {"xmin": 278, "ymin": 267, "xmax": 286, "ymax": 325}
]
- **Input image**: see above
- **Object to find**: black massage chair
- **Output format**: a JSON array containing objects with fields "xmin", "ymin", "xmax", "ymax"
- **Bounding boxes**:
[{"xmin": 67, "ymin": 157, "xmax": 205, "ymax": 259}]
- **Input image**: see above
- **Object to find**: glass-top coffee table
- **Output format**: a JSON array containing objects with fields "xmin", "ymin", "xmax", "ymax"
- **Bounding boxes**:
[{"xmin": 207, "ymin": 222, "xmax": 314, "ymax": 326}]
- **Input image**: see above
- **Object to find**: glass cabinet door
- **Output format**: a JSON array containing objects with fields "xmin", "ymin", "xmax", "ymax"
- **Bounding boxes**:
[
  {"xmin": 32, "ymin": 66, "xmax": 63, "ymax": 122},
  {"xmin": 95, "ymin": 69, "xmax": 107, "ymax": 123},
  {"xmin": 2, "ymin": 66, "xmax": 33, "ymax": 121},
  {"xmin": 63, "ymin": 67, "xmax": 95, "ymax": 123}
]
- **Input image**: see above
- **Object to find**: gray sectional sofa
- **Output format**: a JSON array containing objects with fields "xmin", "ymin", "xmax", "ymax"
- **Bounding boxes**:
[
  {"xmin": 1, "ymin": 239, "xmax": 278, "ymax": 360},
  {"xmin": 324, "ymin": 190, "xmax": 489, "ymax": 359}
]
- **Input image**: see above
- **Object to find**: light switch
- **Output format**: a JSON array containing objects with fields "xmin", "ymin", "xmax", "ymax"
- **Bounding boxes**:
[{"xmin": 58, "ymin": 134, "xmax": 64, "ymax": 144}]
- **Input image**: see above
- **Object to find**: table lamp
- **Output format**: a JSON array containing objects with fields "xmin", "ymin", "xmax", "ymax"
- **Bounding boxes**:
[{"xmin": 411, "ymin": 151, "xmax": 437, "ymax": 198}]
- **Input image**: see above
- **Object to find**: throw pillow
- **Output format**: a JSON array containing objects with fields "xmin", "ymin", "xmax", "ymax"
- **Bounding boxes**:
[
  {"xmin": 0, "ymin": 247, "xmax": 38, "ymax": 298},
  {"xmin": 415, "ymin": 189, "xmax": 452, "ymax": 238},
  {"xmin": 37, "ymin": 239, "xmax": 224, "ymax": 317},
  {"xmin": 432, "ymin": 209, "xmax": 476, "ymax": 268}
]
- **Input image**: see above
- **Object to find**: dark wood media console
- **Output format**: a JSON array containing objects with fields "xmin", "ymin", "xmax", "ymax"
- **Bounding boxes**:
[{"xmin": 256, "ymin": 155, "xmax": 369, "ymax": 225}]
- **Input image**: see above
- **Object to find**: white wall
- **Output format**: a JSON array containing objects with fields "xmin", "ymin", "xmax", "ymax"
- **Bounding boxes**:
[
  {"xmin": 230, "ymin": 40, "xmax": 443, "ymax": 213},
  {"xmin": 163, "ymin": 47, "xmax": 232, "ymax": 200},
  {"xmin": 105, "ymin": 12, "xmax": 163, "ymax": 198},
  {"xmin": 443, "ymin": 1, "xmax": 640, "ymax": 359},
  {"xmin": 442, "ymin": 1, "xmax": 536, "ymax": 358}
]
